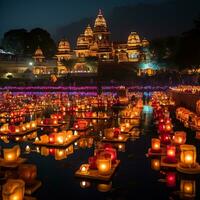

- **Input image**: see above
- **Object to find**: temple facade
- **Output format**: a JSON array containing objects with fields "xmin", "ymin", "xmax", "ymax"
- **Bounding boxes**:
[
  {"xmin": 32, "ymin": 9, "xmax": 151, "ymax": 75},
  {"xmin": 74, "ymin": 10, "xmax": 149, "ymax": 62}
]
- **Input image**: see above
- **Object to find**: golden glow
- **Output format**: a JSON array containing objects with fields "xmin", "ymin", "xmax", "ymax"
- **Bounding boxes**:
[{"xmin": 97, "ymin": 158, "xmax": 111, "ymax": 175}]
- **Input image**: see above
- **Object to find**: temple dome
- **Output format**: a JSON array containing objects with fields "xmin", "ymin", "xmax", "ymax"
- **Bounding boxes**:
[
  {"xmin": 94, "ymin": 9, "xmax": 107, "ymax": 28},
  {"xmin": 84, "ymin": 25, "xmax": 93, "ymax": 37},
  {"xmin": 142, "ymin": 39, "xmax": 149, "ymax": 47},
  {"xmin": 58, "ymin": 39, "xmax": 70, "ymax": 52},
  {"xmin": 34, "ymin": 47, "xmax": 44, "ymax": 58},
  {"xmin": 128, "ymin": 32, "xmax": 141, "ymax": 47},
  {"xmin": 77, "ymin": 34, "xmax": 89, "ymax": 46}
]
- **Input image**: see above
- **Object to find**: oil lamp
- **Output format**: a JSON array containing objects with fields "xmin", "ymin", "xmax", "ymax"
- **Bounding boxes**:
[
  {"xmin": 30, "ymin": 121, "xmax": 37, "ymax": 129},
  {"xmin": 165, "ymin": 145, "xmax": 177, "ymax": 163},
  {"xmin": 3, "ymin": 148, "xmax": 18, "ymax": 162},
  {"xmin": 180, "ymin": 145, "xmax": 197, "ymax": 167},
  {"xmin": 96, "ymin": 154, "xmax": 112, "ymax": 176},
  {"xmin": 80, "ymin": 164, "xmax": 90, "ymax": 175},
  {"xmin": 25, "ymin": 145, "xmax": 31, "ymax": 153},
  {"xmin": 40, "ymin": 135, "xmax": 49, "ymax": 143},
  {"xmin": 49, "ymin": 133, "xmax": 56, "ymax": 144},
  {"xmin": 173, "ymin": 131, "xmax": 186, "ymax": 145},
  {"xmin": 151, "ymin": 138, "xmax": 161, "ymax": 152},
  {"xmin": 55, "ymin": 133, "xmax": 65, "ymax": 144},
  {"xmin": 2, "ymin": 179, "xmax": 25, "ymax": 200},
  {"xmin": 35, "ymin": 137, "xmax": 39, "ymax": 143},
  {"xmin": 118, "ymin": 134, "xmax": 124, "ymax": 141}
]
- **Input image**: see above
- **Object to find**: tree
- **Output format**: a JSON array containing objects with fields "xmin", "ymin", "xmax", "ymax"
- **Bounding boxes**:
[
  {"xmin": 27, "ymin": 28, "xmax": 56, "ymax": 58},
  {"xmin": 1, "ymin": 28, "xmax": 56, "ymax": 58},
  {"xmin": 175, "ymin": 15, "xmax": 200, "ymax": 69},
  {"xmin": 2, "ymin": 29, "xmax": 28, "ymax": 55}
]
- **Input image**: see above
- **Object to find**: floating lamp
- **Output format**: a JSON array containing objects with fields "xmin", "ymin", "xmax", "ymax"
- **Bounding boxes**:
[
  {"xmin": 80, "ymin": 164, "xmax": 90, "ymax": 175},
  {"xmin": 151, "ymin": 138, "xmax": 161, "ymax": 153},
  {"xmin": 176, "ymin": 145, "xmax": 200, "ymax": 174},
  {"xmin": 164, "ymin": 145, "xmax": 177, "ymax": 163},
  {"xmin": 96, "ymin": 154, "xmax": 112, "ymax": 176},
  {"xmin": 173, "ymin": 131, "xmax": 186, "ymax": 145},
  {"xmin": 25, "ymin": 145, "xmax": 31, "ymax": 153}
]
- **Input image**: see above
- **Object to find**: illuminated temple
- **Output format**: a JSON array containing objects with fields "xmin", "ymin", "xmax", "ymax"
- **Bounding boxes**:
[
  {"xmin": 74, "ymin": 10, "xmax": 149, "ymax": 62},
  {"xmin": 31, "ymin": 9, "xmax": 152, "ymax": 75}
]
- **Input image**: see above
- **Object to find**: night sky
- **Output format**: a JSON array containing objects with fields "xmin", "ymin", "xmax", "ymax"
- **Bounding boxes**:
[{"xmin": 0, "ymin": 0, "xmax": 167, "ymax": 39}]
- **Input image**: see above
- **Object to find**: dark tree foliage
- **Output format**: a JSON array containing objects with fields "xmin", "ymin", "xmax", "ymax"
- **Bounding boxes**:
[
  {"xmin": 2, "ymin": 28, "xmax": 56, "ymax": 58},
  {"xmin": 26, "ymin": 28, "xmax": 56, "ymax": 58},
  {"xmin": 150, "ymin": 36, "xmax": 180, "ymax": 66},
  {"xmin": 2, "ymin": 29, "xmax": 28, "ymax": 55},
  {"xmin": 175, "ymin": 16, "xmax": 200, "ymax": 69}
]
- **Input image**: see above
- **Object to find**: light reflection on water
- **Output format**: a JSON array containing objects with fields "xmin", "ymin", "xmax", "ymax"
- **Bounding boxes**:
[{"xmin": 0, "ymin": 93, "xmax": 199, "ymax": 200}]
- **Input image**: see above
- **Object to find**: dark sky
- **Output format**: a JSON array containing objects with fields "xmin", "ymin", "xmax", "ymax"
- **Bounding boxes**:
[{"xmin": 0, "ymin": 0, "xmax": 167, "ymax": 38}]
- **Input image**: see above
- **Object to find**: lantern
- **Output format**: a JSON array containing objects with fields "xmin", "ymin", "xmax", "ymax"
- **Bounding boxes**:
[
  {"xmin": 18, "ymin": 164, "xmax": 37, "ymax": 184},
  {"xmin": 96, "ymin": 154, "xmax": 112, "ymax": 176},
  {"xmin": 165, "ymin": 123, "xmax": 172, "ymax": 132},
  {"xmin": 40, "ymin": 135, "xmax": 49, "ymax": 144},
  {"xmin": 25, "ymin": 145, "xmax": 31, "ymax": 153},
  {"xmin": 3, "ymin": 146, "xmax": 20, "ymax": 162},
  {"xmin": 80, "ymin": 164, "xmax": 90, "ymax": 175},
  {"xmin": 180, "ymin": 145, "xmax": 196, "ymax": 167},
  {"xmin": 118, "ymin": 134, "xmax": 124, "ymax": 141},
  {"xmin": 30, "ymin": 121, "xmax": 37, "ymax": 129},
  {"xmin": 55, "ymin": 133, "xmax": 65, "ymax": 145},
  {"xmin": 165, "ymin": 145, "xmax": 177, "ymax": 163},
  {"xmin": 151, "ymin": 138, "xmax": 161, "ymax": 152},
  {"xmin": 180, "ymin": 180, "xmax": 196, "ymax": 198},
  {"xmin": 3, "ymin": 179, "xmax": 25, "ymax": 200},
  {"xmin": 173, "ymin": 131, "xmax": 186, "ymax": 145}
]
